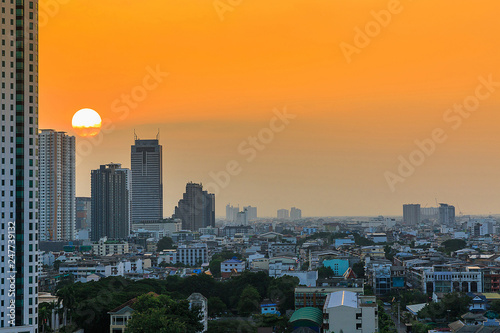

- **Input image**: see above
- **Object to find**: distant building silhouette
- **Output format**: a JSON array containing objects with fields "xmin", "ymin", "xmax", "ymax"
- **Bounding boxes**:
[
  {"xmin": 76, "ymin": 197, "xmax": 91, "ymax": 229},
  {"xmin": 277, "ymin": 209, "xmax": 289, "ymax": 219},
  {"xmin": 226, "ymin": 204, "xmax": 239, "ymax": 222},
  {"xmin": 39, "ymin": 129, "xmax": 76, "ymax": 241},
  {"xmin": 243, "ymin": 206, "xmax": 258, "ymax": 220},
  {"xmin": 403, "ymin": 204, "xmax": 420, "ymax": 226},
  {"xmin": 290, "ymin": 207, "xmax": 302, "ymax": 220},
  {"xmin": 91, "ymin": 164, "xmax": 130, "ymax": 241},
  {"xmin": 439, "ymin": 203, "xmax": 455, "ymax": 226},
  {"xmin": 131, "ymin": 136, "xmax": 163, "ymax": 222},
  {"xmin": 174, "ymin": 182, "xmax": 215, "ymax": 231}
]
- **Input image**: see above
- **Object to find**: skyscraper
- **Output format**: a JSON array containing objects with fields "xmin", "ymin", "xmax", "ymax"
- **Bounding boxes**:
[
  {"xmin": 39, "ymin": 130, "xmax": 76, "ymax": 241},
  {"xmin": 277, "ymin": 209, "xmax": 289, "ymax": 219},
  {"xmin": 243, "ymin": 206, "xmax": 258, "ymax": 220},
  {"xmin": 225, "ymin": 203, "xmax": 239, "ymax": 222},
  {"xmin": 76, "ymin": 197, "xmax": 92, "ymax": 229},
  {"xmin": 403, "ymin": 204, "xmax": 421, "ymax": 226},
  {"xmin": 131, "ymin": 136, "xmax": 163, "ymax": 222},
  {"xmin": 439, "ymin": 203, "xmax": 455, "ymax": 226},
  {"xmin": 91, "ymin": 164, "xmax": 130, "ymax": 241},
  {"xmin": 0, "ymin": 0, "xmax": 38, "ymax": 330},
  {"xmin": 290, "ymin": 207, "xmax": 302, "ymax": 220},
  {"xmin": 174, "ymin": 182, "xmax": 215, "ymax": 231}
]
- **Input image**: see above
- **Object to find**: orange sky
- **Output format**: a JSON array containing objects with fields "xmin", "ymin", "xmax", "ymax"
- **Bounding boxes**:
[{"xmin": 39, "ymin": 0, "xmax": 500, "ymax": 217}]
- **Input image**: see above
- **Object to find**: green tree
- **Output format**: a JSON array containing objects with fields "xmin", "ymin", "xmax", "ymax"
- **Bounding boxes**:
[
  {"xmin": 268, "ymin": 275, "xmax": 300, "ymax": 313},
  {"xmin": 209, "ymin": 258, "xmax": 223, "ymax": 278},
  {"xmin": 318, "ymin": 266, "xmax": 335, "ymax": 279},
  {"xmin": 352, "ymin": 261, "xmax": 365, "ymax": 278},
  {"xmin": 156, "ymin": 236, "xmax": 175, "ymax": 252},
  {"xmin": 237, "ymin": 285, "xmax": 261, "ymax": 316},
  {"xmin": 208, "ymin": 297, "xmax": 227, "ymax": 317},
  {"xmin": 440, "ymin": 239, "xmax": 467, "ymax": 254},
  {"xmin": 418, "ymin": 292, "xmax": 471, "ymax": 322},
  {"xmin": 490, "ymin": 300, "xmax": 500, "ymax": 315},
  {"xmin": 353, "ymin": 233, "xmax": 375, "ymax": 246},
  {"xmin": 126, "ymin": 293, "xmax": 203, "ymax": 333}
]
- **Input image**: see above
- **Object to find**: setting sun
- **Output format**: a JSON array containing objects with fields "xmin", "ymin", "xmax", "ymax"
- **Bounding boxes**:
[{"xmin": 72, "ymin": 108, "xmax": 102, "ymax": 137}]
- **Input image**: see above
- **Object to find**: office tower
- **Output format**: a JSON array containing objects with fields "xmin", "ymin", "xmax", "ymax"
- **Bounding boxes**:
[
  {"xmin": 225, "ymin": 203, "xmax": 239, "ymax": 222},
  {"xmin": 403, "ymin": 204, "xmax": 421, "ymax": 226},
  {"xmin": 277, "ymin": 209, "xmax": 289, "ymax": 219},
  {"xmin": 131, "ymin": 136, "xmax": 163, "ymax": 222},
  {"xmin": 174, "ymin": 182, "xmax": 215, "ymax": 231},
  {"xmin": 290, "ymin": 207, "xmax": 302, "ymax": 220},
  {"xmin": 243, "ymin": 206, "xmax": 258, "ymax": 220},
  {"xmin": 91, "ymin": 164, "xmax": 130, "ymax": 241},
  {"xmin": 76, "ymin": 197, "xmax": 92, "ymax": 229},
  {"xmin": 439, "ymin": 203, "xmax": 455, "ymax": 226},
  {"xmin": 237, "ymin": 210, "xmax": 249, "ymax": 225},
  {"xmin": 0, "ymin": 1, "xmax": 38, "ymax": 331},
  {"xmin": 39, "ymin": 130, "xmax": 76, "ymax": 241}
]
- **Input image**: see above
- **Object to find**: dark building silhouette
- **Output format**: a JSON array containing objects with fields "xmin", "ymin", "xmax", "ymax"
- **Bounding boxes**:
[
  {"xmin": 439, "ymin": 203, "xmax": 455, "ymax": 226},
  {"xmin": 91, "ymin": 164, "xmax": 130, "ymax": 241},
  {"xmin": 403, "ymin": 204, "xmax": 421, "ymax": 226},
  {"xmin": 76, "ymin": 197, "xmax": 91, "ymax": 229},
  {"xmin": 174, "ymin": 182, "xmax": 215, "ymax": 231},
  {"xmin": 131, "ymin": 136, "xmax": 163, "ymax": 222}
]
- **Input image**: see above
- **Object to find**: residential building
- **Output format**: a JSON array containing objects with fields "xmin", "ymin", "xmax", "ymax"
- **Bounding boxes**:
[
  {"xmin": 439, "ymin": 203, "xmax": 455, "ymax": 226},
  {"xmin": 225, "ymin": 204, "xmax": 239, "ymax": 222},
  {"xmin": 323, "ymin": 259, "xmax": 350, "ymax": 276},
  {"xmin": 237, "ymin": 210, "xmax": 249, "ymax": 226},
  {"xmin": 268, "ymin": 257, "xmax": 298, "ymax": 278},
  {"xmin": 0, "ymin": 1, "xmax": 39, "ymax": 330},
  {"xmin": 483, "ymin": 267, "xmax": 500, "ymax": 293},
  {"xmin": 290, "ymin": 207, "xmax": 302, "ymax": 220},
  {"xmin": 39, "ymin": 129, "xmax": 76, "ymax": 241},
  {"xmin": 243, "ymin": 206, "xmax": 258, "ymax": 220},
  {"xmin": 131, "ymin": 137, "xmax": 163, "ymax": 223},
  {"xmin": 92, "ymin": 237, "xmax": 130, "ymax": 256},
  {"xmin": 323, "ymin": 291, "xmax": 378, "ymax": 333},
  {"xmin": 174, "ymin": 243, "xmax": 208, "ymax": 266},
  {"xmin": 403, "ymin": 204, "xmax": 421, "ymax": 226},
  {"xmin": 221, "ymin": 259, "xmax": 246, "ymax": 278},
  {"xmin": 174, "ymin": 182, "xmax": 215, "ymax": 231},
  {"xmin": 188, "ymin": 293, "xmax": 208, "ymax": 332},
  {"xmin": 410, "ymin": 265, "xmax": 482, "ymax": 294},
  {"xmin": 269, "ymin": 243, "xmax": 297, "ymax": 257},
  {"xmin": 131, "ymin": 218, "xmax": 182, "ymax": 239},
  {"xmin": 277, "ymin": 209, "xmax": 289, "ymax": 219},
  {"xmin": 91, "ymin": 163, "xmax": 131, "ymax": 241},
  {"xmin": 221, "ymin": 225, "xmax": 253, "ymax": 237},
  {"xmin": 76, "ymin": 197, "xmax": 91, "ymax": 229}
]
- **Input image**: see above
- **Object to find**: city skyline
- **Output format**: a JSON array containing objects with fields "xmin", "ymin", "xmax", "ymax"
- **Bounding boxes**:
[{"xmin": 39, "ymin": 1, "xmax": 500, "ymax": 217}]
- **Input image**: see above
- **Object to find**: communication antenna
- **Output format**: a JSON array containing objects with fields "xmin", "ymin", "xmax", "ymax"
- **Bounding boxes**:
[
  {"xmin": 156, "ymin": 128, "xmax": 160, "ymax": 140},
  {"xmin": 134, "ymin": 129, "xmax": 138, "ymax": 140}
]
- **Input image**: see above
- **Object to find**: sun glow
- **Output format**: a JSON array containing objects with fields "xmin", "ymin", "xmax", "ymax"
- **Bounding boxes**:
[{"xmin": 72, "ymin": 108, "xmax": 102, "ymax": 137}]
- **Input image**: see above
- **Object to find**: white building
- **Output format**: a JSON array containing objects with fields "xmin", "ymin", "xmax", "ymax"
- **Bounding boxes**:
[
  {"xmin": 174, "ymin": 243, "xmax": 208, "ymax": 266},
  {"xmin": 0, "ymin": 1, "xmax": 39, "ymax": 330},
  {"xmin": 92, "ymin": 237, "xmax": 130, "ymax": 256},
  {"xmin": 269, "ymin": 243, "xmax": 297, "ymax": 257},
  {"xmin": 268, "ymin": 257, "xmax": 298, "ymax": 278},
  {"xmin": 323, "ymin": 291, "xmax": 378, "ymax": 333},
  {"xmin": 412, "ymin": 265, "xmax": 482, "ymax": 294},
  {"xmin": 243, "ymin": 206, "xmax": 257, "ymax": 220},
  {"xmin": 132, "ymin": 218, "xmax": 182, "ymax": 239},
  {"xmin": 221, "ymin": 259, "xmax": 246, "ymax": 278},
  {"xmin": 39, "ymin": 130, "xmax": 76, "ymax": 241}
]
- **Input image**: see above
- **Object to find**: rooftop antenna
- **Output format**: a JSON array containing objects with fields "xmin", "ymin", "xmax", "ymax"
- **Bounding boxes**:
[
  {"xmin": 134, "ymin": 129, "xmax": 138, "ymax": 141},
  {"xmin": 156, "ymin": 128, "xmax": 160, "ymax": 140}
]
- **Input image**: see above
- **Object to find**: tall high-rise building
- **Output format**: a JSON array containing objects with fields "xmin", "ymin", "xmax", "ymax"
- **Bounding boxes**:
[
  {"xmin": 76, "ymin": 197, "xmax": 92, "ymax": 229},
  {"xmin": 131, "ymin": 136, "xmax": 163, "ymax": 222},
  {"xmin": 439, "ymin": 203, "xmax": 455, "ymax": 226},
  {"xmin": 174, "ymin": 182, "xmax": 215, "ymax": 231},
  {"xmin": 0, "ymin": 1, "xmax": 39, "ymax": 330},
  {"xmin": 225, "ymin": 203, "xmax": 239, "ymax": 222},
  {"xmin": 91, "ymin": 164, "xmax": 130, "ymax": 241},
  {"xmin": 243, "ymin": 206, "xmax": 258, "ymax": 220},
  {"xmin": 277, "ymin": 209, "xmax": 289, "ymax": 219},
  {"xmin": 403, "ymin": 204, "xmax": 421, "ymax": 226},
  {"xmin": 39, "ymin": 130, "xmax": 76, "ymax": 241},
  {"xmin": 290, "ymin": 207, "xmax": 302, "ymax": 220}
]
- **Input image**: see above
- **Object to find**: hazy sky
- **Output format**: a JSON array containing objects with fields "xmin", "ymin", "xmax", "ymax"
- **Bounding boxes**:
[{"xmin": 39, "ymin": 0, "xmax": 500, "ymax": 217}]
